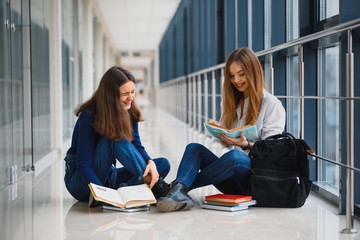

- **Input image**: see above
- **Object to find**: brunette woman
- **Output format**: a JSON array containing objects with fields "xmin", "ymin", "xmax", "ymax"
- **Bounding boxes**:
[{"xmin": 64, "ymin": 66, "xmax": 170, "ymax": 203}]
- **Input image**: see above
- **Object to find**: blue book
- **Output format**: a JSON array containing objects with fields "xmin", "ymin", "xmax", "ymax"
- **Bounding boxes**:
[
  {"xmin": 202, "ymin": 204, "xmax": 249, "ymax": 212},
  {"xmin": 204, "ymin": 122, "xmax": 258, "ymax": 140},
  {"xmin": 202, "ymin": 200, "xmax": 257, "ymax": 212}
]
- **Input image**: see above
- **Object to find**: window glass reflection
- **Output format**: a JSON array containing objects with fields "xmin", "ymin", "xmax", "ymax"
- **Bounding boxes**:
[
  {"xmin": 285, "ymin": 0, "xmax": 299, "ymax": 137},
  {"xmin": 319, "ymin": 0, "xmax": 339, "ymax": 21},
  {"xmin": 62, "ymin": 0, "xmax": 76, "ymax": 141},
  {"xmin": 317, "ymin": 44, "xmax": 340, "ymax": 192},
  {"xmin": 31, "ymin": 0, "xmax": 51, "ymax": 163},
  {"xmin": 286, "ymin": 55, "xmax": 299, "ymax": 138}
]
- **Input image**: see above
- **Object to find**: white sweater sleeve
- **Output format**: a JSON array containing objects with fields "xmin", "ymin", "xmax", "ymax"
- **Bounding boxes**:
[{"xmin": 260, "ymin": 95, "xmax": 286, "ymax": 139}]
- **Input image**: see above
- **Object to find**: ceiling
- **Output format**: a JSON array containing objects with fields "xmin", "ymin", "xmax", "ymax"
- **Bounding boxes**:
[{"xmin": 96, "ymin": 0, "xmax": 181, "ymax": 69}]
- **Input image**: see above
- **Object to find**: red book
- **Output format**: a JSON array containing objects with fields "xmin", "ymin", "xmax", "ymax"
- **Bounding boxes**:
[
  {"xmin": 205, "ymin": 200, "xmax": 250, "ymax": 206},
  {"xmin": 205, "ymin": 194, "xmax": 252, "ymax": 203}
]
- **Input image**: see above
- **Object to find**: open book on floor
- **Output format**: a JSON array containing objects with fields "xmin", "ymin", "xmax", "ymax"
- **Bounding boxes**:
[
  {"xmin": 204, "ymin": 122, "xmax": 258, "ymax": 140},
  {"xmin": 88, "ymin": 183, "xmax": 156, "ymax": 209}
]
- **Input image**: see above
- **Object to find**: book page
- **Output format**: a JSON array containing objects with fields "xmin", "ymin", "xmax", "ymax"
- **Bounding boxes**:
[
  {"xmin": 206, "ymin": 122, "xmax": 229, "ymax": 131},
  {"xmin": 204, "ymin": 123, "xmax": 228, "ymax": 140},
  {"xmin": 89, "ymin": 183, "xmax": 125, "ymax": 207},
  {"xmin": 117, "ymin": 184, "xmax": 156, "ymax": 206},
  {"xmin": 229, "ymin": 125, "xmax": 252, "ymax": 132}
]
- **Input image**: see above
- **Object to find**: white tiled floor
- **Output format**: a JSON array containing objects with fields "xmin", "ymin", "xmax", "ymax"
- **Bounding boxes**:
[{"xmin": 1, "ymin": 99, "xmax": 360, "ymax": 240}]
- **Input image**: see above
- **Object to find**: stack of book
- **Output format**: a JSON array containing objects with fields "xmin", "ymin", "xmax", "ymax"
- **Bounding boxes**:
[{"xmin": 202, "ymin": 194, "xmax": 256, "ymax": 212}]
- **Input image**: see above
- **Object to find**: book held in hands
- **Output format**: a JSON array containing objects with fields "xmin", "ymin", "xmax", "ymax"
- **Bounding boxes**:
[
  {"xmin": 204, "ymin": 122, "xmax": 258, "ymax": 140},
  {"xmin": 88, "ymin": 183, "xmax": 156, "ymax": 209}
]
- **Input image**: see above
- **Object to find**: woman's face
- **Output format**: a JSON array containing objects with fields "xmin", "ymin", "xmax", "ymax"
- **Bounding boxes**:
[
  {"xmin": 119, "ymin": 81, "xmax": 135, "ymax": 110},
  {"xmin": 229, "ymin": 61, "xmax": 249, "ymax": 97}
]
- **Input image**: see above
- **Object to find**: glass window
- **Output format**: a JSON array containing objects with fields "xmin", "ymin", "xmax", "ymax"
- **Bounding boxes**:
[
  {"xmin": 263, "ymin": 0, "xmax": 272, "ymax": 92},
  {"xmin": 264, "ymin": 0, "xmax": 271, "ymax": 49},
  {"xmin": 286, "ymin": 55, "xmax": 299, "ymax": 138},
  {"xmin": 62, "ymin": 0, "xmax": 77, "ymax": 141},
  {"xmin": 319, "ymin": 0, "xmax": 339, "ymax": 21},
  {"xmin": 31, "ymin": 0, "xmax": 51, "ymax": 163},
  {"xmin": 247, "ymin": 0, "xmax": 252, "ymax": 49},
  {"xmin": 317, "ymin": 43, "xmax": 340, "ymax": 194},
  {"xmin": 1, "ymin": 0, "xmax": 14, "ymax": 189},
  {"xmin": 286, "ymin": 0, "xmax": 299, "ymax": 41},
  {"xmin": 285, "ymin": 0, "xmax": 299, "ymax": 137}
]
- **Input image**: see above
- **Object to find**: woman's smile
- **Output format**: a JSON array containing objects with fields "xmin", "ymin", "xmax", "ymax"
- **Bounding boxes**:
[{"xmin": 119, "ymin": 81, "xmax": 135, "ymax": 110}]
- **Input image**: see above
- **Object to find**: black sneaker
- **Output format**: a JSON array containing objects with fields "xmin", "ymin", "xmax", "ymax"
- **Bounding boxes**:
[
  {"xmin": 156, "ymin": 182, "xmax": 195, "ymax": 212},
  {"xmin": 152, "ymin": 177, "xmax": 171, "ymax": 199}
]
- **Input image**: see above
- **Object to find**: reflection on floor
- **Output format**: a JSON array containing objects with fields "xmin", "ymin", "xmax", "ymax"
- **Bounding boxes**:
[{"xmin": 1, "ymin": 99, "xmax": 359, "ymax": 240}]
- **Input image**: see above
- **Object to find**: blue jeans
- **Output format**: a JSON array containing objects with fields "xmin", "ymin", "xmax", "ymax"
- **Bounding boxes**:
[
  {"xmin": 175, "ymin": 143, "xmax": 251, "ymax": 194},
  {"xmin": 64, "ymin": 137, "xmax": 170, "ymax": 202}
]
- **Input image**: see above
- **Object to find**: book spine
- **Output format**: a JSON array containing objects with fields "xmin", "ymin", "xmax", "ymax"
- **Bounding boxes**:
[
  {"xmin": 204, "ymin": 200, "xmax": 257, "ymax": 207},
  {"xmin": 204, "ymin": 197, "xmax": 252, "ymax": 203}
]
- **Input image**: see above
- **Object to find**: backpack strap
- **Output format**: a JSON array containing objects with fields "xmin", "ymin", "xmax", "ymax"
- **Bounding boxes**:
[
  {"xmin": 265, "ymin": 132, "xmax": 295, "ymax": 141},
  {"xmin": 263, "ymin": 133, "xmax": 297, "ymax": 157}
]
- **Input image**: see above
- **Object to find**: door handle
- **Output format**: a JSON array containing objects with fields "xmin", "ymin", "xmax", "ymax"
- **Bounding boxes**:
[
  {"xmin": 5, "ymin": 19, "xmax": 10, "ymax": 29},
  {"xmin": 11, "ymin": 23, "xmax": 15, "ymax": 32}
]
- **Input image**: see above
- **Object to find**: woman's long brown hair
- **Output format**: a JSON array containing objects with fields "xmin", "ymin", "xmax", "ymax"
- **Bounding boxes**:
[
  {"xmin": 74, "ymin": 66, "xmax": 143, "ymax": 141},
  {"xmin": 221, "ymin": 48, "xmax": 264, "ymax": 128}
]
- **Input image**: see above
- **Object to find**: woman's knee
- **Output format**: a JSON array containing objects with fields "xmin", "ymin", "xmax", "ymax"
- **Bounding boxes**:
[
  {"xmin": 153, "ymin": 157, "xmax": 171, "ymax": 176},
  {"xmin": 222, "ymin": 150, "xmax": 251, "ymax": 169},
  {"xmin": 185, "ymin": 142, "xmax": 206, "ymax": 153}
]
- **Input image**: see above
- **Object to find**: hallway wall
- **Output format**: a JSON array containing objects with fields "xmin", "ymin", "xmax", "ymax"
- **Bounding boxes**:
[{"xmin": 0, "ymin": 0, "xmax": 120, "ymax": 190}]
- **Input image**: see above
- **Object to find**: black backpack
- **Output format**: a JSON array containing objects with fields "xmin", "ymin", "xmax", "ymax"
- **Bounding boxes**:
[{"xmin": 248, "ymin": 133, "xmax": 313, "ymax": 207}]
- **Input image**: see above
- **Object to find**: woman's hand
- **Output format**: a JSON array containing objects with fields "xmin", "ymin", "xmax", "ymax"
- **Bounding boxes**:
[
  {"xmin": 218, "ymin": 132, "xmax": 250, "ymax": 149},
  {"xmin": 143, "ymin": 160, "xmax": 159, "ymax": 188},
  {"xmin": 208, "ymin": 119, "xmax": 220, "ymax": 125}
]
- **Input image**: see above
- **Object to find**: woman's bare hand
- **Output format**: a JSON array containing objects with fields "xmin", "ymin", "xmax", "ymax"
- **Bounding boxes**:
[
  {"xmin": 143, "ymin": 160, "xmax": 159, "ymax": 188},
  {"xmin": 218, "ymin": 132, "xmax": 249, "ymax": 148}
]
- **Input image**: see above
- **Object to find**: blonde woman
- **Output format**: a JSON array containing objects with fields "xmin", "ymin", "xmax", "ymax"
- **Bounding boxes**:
[
  {"xmin": 157, "ymin": 48, "xmax": 285, "ymax": 212},
  {"xmin": 64, "ymin": 66, "xmax": 170, "ymax": 203}
]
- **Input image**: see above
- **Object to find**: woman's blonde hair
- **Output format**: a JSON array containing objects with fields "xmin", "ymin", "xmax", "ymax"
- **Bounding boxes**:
[
  {"xmin": 75, "ymin": 66, "xmax": 143, "ymax": 141},
  {"xmin": 221, "ymin": 48, "xmax": 264, "ymax": 128}
]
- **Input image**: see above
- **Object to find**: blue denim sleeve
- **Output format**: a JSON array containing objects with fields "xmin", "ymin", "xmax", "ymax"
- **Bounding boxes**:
[
  {"xmin": 131, "ymin": 122, "xmax": 151, "ymax": 162},
  {"xmin": 76, "ymin": 111, "xmax": 102, "ymax": 185}
]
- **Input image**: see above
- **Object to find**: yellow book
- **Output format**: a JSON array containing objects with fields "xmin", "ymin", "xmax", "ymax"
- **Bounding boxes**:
[{"xmin": 88, "ymin": 183, "xmax": 156, "ymax": 209}]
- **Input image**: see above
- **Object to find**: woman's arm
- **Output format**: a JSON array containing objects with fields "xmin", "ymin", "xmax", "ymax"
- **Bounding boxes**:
[
  {"xmin": 260, "ymin": 95, "xmax": 286, "ymax": 139},
  {"xmin": 131, "ymin": 122, "xmax": 151, "ymax": 162},
  {"xmin": 142, "ymin": 160, "xmax": 159, "ymax": 188},
  {"xmin": 131, "ymin": 122, "xmax": 159, "ymax": 187},
  {"xmin": 76, "ymin": 111, "xmax": 103, "ymax": 185},
  {"xmin": 218, "ymin": 93, "xmax": 285, "ymax": 148}
]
